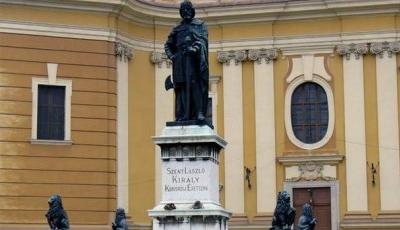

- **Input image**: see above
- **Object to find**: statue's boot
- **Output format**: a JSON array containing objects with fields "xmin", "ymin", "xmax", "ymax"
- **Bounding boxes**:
[{"xmin": 197, "ymin": 112, "xmax": 205, "ymax": 121}]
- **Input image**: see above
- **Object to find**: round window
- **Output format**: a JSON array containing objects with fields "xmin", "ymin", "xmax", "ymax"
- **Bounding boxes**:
[{"xmin": 291, "ymin": 82, "xmax": 328, "ymax": 144}]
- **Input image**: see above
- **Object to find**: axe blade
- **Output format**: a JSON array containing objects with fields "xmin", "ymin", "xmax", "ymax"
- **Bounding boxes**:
[{"xmin": 165, "ymin": 75, "xmax": 174, "ymax": 90}]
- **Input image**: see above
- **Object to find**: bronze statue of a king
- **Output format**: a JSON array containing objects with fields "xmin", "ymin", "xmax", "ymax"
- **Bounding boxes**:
[{"xmin": 164, "ymin": 0, "xmax": 209, "ymax": 124}]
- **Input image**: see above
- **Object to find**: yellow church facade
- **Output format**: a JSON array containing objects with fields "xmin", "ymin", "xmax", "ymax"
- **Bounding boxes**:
[{"xmin": 0, "ymin": 0, "xmax": 400, "ymax": 229}]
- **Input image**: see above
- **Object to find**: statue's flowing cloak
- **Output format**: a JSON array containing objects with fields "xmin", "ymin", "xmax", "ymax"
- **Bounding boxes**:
[{"xmin": 165, "ymin": 18, "xmax": 209, "ymax": 115}]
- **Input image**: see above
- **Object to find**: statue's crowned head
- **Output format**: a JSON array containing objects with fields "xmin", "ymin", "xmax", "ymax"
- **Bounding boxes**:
[{"xmin": 180, "ymin": 0, "xmax": 195, "ymax": 21}]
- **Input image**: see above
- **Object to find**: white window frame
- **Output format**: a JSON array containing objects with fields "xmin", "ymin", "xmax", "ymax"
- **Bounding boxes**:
[
  {"xmin": 284, "ymin": 74, "xmax": 334, "ymax": 150},
  {"xmin": 31, "ymin": 77, "xmax": 72, "ymax": 145}
]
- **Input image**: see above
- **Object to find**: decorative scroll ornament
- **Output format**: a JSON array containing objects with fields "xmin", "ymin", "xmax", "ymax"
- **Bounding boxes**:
[
  {"xmin": 370, "ymin": 41, "xmax": 400, "ymax": 58},
  {"xmin": 115, "ymin": 42, "xmax": 133, "ymax": 62},
  {"xmin": 336, "ymin": 43, "xmax": 368, "ymax": 60},
  {"xmin": 217, "ymin": 50, "xmax": 247, "ymax": 65},
  {"xmin": 150, "ymin": 52, "xmax": 172, "ymax": 68},
  {"xmin": 286, "ymin": 162, "xmax": 335, "ymax": 182},
  {"xmin": 248, "ymin": 48, "xmax": 278, "ymax": 64}
]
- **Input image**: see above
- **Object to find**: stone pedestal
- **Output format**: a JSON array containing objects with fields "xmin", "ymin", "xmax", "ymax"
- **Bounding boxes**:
[{"xmin": 149, "ymin": 125, "xmax": 231, "ymax": 230}]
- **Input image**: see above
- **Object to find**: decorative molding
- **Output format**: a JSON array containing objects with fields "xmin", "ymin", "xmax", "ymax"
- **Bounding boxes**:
[
  {"xmin": 0, "ymin": 19, "xmax": 399, "ymax": 53},
  {"xmin": 2, "ymin": 0, "xmax": 400, "ymax": 26},
  {"xmin": 150, "ymin": 51, "xmax": 172, "ymax": 68},
  {"xmin": 115, "ymin": 42, "xmax": 133, "ymax": 62},
  {"xmin": 277, "ymin": 153, "xmax": 344, "ymax": 166},
  {"xmin": 285, "ymin": 163, "xmax": 336, "ymax": 182},
  {"xmin": 31, "ymin": 68, "xmax": 72, "ymax": 143},
  {"xmin": 370, "ymin": 41, "xmax": 400, "ymax": 58},
  {"xmin": 336, "ymin": 43, "xmax": 368, "ymax": 60},
  {"xmin": 161, "ymin": 144, "xmax": 219, "ymax": 163},
  {"xmin": 285, "ymin": 74, "xmax": 335, "ymax": 150},
  {"xmin": 30, "ymin": 139, "xmax": 72, "ymax": 145},
  {"xmin": 209, "ymin": 75, "xmax": 221, "ymax": 85},
  {"xmin": 217, "ymin": 50, "xmax": 247, "ymax": 65},
  {"xmin": 248, "ymin": 48, "xmax": 278, "ymax": 64}
]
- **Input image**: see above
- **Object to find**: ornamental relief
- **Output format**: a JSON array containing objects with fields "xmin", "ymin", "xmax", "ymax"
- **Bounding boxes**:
[
  {"xmin": 284, "ymin": 54, "xmax": 335, "ymax": 150},
  {"xmin": 115, "ymin": 42, "xmax": 133, "ymax": 61},
  {"xmin": 217, "ymin": 48, "xmax": 278, "ymax": 65},
  {"xmin": 337, "ymin": 41, "xmax": 400, "ymax": 59},
  {"xmin": 151, "ymin": 51, "xmax": 172, "ymax": 68},
  {"xmin": 160, "ymin": 144, "xmax": 218, "ymax": 162},
  {"xmin": 286, "ymin": 162, "xmax": 336, "ymax": 182}
]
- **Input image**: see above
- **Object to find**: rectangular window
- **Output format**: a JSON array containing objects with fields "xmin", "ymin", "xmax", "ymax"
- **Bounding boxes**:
[{"xmin": 37, "ymin": 85, "xmax": 65, "ymax": 140}]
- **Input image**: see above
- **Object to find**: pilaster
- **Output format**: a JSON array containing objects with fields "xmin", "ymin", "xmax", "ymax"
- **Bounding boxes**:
[
  {"xmin": 217, "ymin": 50, "xmax": 246, "ymax": 216},
  {"xmin": 248, "ymin": 49, "xmax": 278, "ymax": 217},
  {"xmin": 115, "ymin": 42, "xmax": 133, "ymax": 212},
  {"xmin": 151, "ymin": 51, "xmax": 174, "ymax": 204},
  {"xmin": 337, "ymin": 43, "xmax": 369, "ymax": 216},
  {"xmin": 370, "ymin": 41, "xmax": 400, "ymax": 211},
  {"xmin": 337, "ymin": 43, "xmax": 368, "ymax": 212}
]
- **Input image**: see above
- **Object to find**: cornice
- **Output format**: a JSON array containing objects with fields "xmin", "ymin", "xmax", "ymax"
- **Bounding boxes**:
[
  {"xmin": 1, "ymin": 19, "xmax": 399, "ymax": 54},
  {"xmin": 1, "ymin": 0, "xmax": 400, "ymax": 26},
  {"xmin": 277, "ymin": 153, "xmax": 344, "ymax": 166}
]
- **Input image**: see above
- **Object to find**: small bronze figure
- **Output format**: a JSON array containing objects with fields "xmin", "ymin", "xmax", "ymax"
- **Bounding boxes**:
[
  {"xmin": 165, "ymin": 0, "xmax": 209, "ymax": 123},
  {"xmin": 164, "ymin": 203, "xmax": 176, "ymax": 211},
  {"xmin": 297, "ymin": 203, "xmax": 316, "ymax": 230},
  {"xmin": 45, "ymin": 194, "xmax": 70, "ymax": 230},
  {"xmin": 112, "ymin": 208, "xmax": 128, "ymax": 230},
  {"xmin": 270, "ymin": 191, "xmax": 296, "ymax": 230}
]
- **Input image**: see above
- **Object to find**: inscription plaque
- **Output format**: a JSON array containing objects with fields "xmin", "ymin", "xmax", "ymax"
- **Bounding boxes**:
[{"xmin": 162, "ymin": 160, "xmax": 219, "ymax": 203}]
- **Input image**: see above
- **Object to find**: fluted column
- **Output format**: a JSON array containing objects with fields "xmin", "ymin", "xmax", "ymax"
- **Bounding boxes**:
[
  {"xmin": 151, "ymin": 52, "xmax": 174, "ymax": 204},
  {"xmin": 115, "ymin": 42, "xmax": 133, "ymax": 211},
  {"xmin": 371, "ymin": 41, "xmax": 400, "ymax": 211},
  {"xmin": 218, "ymin": 50, "xmax": 247, "ymax": 214},
  {"xmin": 337, "ymin": 43, "xmax": 369, "ymax": 212},
  {"xmin": 248, "ymin": 48, "xmax": 278, "ymax": 214}
]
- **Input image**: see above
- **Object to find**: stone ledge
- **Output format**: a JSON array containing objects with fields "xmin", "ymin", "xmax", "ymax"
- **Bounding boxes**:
[
  {"xmin": 341, "ymin": 212, "xmax": 374, "ymax": 229},
  {"xmin": 252, "ymin": 213, "xmax": 273, "ymax": 227},
  {"xmin": 149, "ymin": 202, "xmax": 231, "ymax": 219},
  {"xmin": 30, "ymin": 139, "xmax": 72, "ymax": 145},
  {"xmin": 0, "ymin": 224, "xmax": 110, "ymax": 230},
  {"xmin": 228, "ymin": 214, "xmax": 249, "ymax": 227},
  {"xmin": 277, "ymin": 153, "xmax": 344, "ymax": 166},
  {"xmin": 153, "ymin": 125, "xmax": 227, "ymax": 148}
]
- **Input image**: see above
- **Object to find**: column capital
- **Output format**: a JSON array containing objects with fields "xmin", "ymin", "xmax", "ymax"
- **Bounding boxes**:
[
  {"xmin": 115, "ymin": 42, "xmax": 133, "ymax": 62},
  {"xmin": 217, "ymin": 50, "xmax": 247, "ymax": 65},
  {"xmin": 370, "ymin": 41, "xmax": 400, "ymax": 58},
  {"xmin": 337, "ymin": 43, "xmax": 368, "ymax": 60},
  {"xmin": 150, "ymin": 52, "xmax": 172, "ymax": 68},
  {"xmin": 248, "ymin": 48, "xmax": 278, "ymax": 64}
]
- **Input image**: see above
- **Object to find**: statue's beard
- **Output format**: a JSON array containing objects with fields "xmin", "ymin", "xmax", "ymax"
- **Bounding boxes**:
[{"xmin": 278, "ymin": 202, "xmax": 290, "ymax": 212}]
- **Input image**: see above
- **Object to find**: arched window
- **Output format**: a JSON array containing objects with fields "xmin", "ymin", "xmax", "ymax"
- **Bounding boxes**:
[{"xmin": 291, "ymin": 82, "xmax": 328, "ymax": 144}]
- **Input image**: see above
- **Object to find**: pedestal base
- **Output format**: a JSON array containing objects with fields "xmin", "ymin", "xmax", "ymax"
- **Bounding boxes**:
[
  {"xmin": 151, "ymin": 125, "xmax": 231, "ymax": 230},
  {"xmin": 150, "ymin": 203, "xmax": 230, "ymax": 230}
]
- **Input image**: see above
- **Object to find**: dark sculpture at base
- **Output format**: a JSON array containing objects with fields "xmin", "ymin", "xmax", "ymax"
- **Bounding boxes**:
[
  {"xmin": 297, "ymin": 203, "xmax": 316, "ymax": 230},
  {"xmin": 164, "ymin": 0, "xmax": 209, "ymax": 125},
  {"xmin": 270, "ymin": 191, "xmax": 296, "ymax": 230},
  {"xmin": 112, "ymin": 208, "xmax": 128, "ymax": 230},
  {"xmin": 45, "ymin": 194, "xmax": 70, "ymax": 230}
]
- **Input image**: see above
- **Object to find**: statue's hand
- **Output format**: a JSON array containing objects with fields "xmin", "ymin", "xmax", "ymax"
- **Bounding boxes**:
[
  {"xmin": 311, "ymin": 218, "xmax": 317, "ymax": 224},
  {"xmin": 185, "ymin": 46, "xmax": 198, "ymax": 55},
  {"xmin": 170, "ymin": 54, "xmax": 177, "ymax": 61}
]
